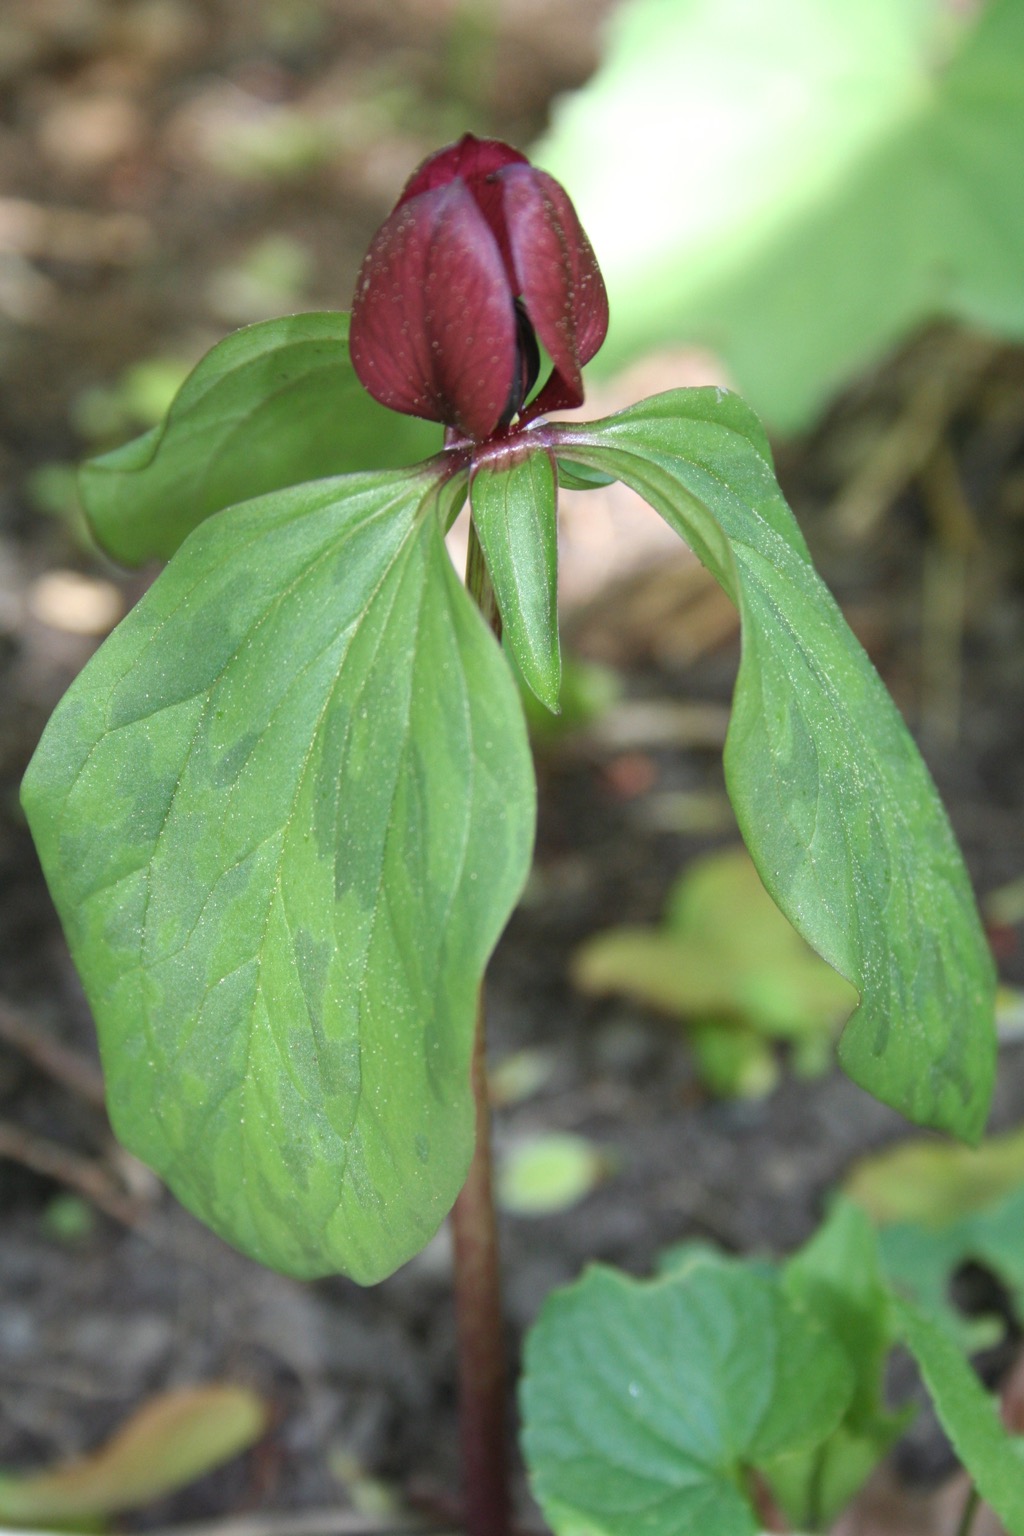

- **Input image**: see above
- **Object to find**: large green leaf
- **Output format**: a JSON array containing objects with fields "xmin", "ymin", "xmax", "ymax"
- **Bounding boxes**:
[
  {"xmin": 521, "ymin": 1262, "xmax": 853, "ymax": 1536},
  {"xmin": 22, "ymin": 466, "xmax": 534, "ymax": 1283},
  {"xmin": 556, "ymin": 388, "xmax": 996, "ymax": 1138},
  {"xmin": 80, "ymin": 312, "xmax": 440, "ymax": 566},
  {"xmin": 896, "ymin": 1296, "xmax": 1024, "ymax": 1535},
  {"xmin": 470, "ymin": 447, "xmax": 560, "ymax": 712},
  {"xmin": 540, "ymin": 0, "xmax": 1024, "ymax": 430}
]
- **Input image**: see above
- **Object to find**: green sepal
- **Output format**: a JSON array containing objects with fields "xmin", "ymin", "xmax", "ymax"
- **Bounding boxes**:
[{"xmin": 470, "ymin": 448, "xmax": 561, "ymax": 712}]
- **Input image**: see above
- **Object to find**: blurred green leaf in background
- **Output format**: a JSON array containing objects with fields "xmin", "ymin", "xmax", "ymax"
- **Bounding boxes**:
[
  {"xmin": 540, "ymin": 0, "xmax": 1024, "ymax": 431},
  {"xmin": 0, "ymin": 1386, "xmax": 266, "ymax": 1529},
  {"xmin": 572, "ymin": 845, "xmax": 857, "ymax": 1097},
  {"xmin": 847, "ymin": 1127, "xmax": 1024, "ymax": 1348}
]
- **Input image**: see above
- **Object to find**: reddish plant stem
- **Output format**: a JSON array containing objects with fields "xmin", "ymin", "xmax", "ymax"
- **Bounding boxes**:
[
  {"xmin": 450, "ymin": 992, "xmax": 511, "ymax": 1536},
  {"xmin": 449, "ymin": 516, "xmax": 511, "ymax": 1536},
  {"xmin": 747, "ymin": 1469, "xmax": 790, "ymax": 1533}
]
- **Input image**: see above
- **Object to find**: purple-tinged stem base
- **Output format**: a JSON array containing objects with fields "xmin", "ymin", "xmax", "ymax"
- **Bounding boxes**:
[
  {"xmin": 449, "ymin": 517, "xmax": 512, "ymax": 1536},
  {"xmin": 450, "ymin": 992, "xmax": 511, "ymax": 1536}
]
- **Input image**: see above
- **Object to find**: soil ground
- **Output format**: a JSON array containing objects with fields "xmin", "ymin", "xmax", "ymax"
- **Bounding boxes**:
[{"xmin": 1, "ymin": 4, "xmax": 1023, "ymax": 1533}]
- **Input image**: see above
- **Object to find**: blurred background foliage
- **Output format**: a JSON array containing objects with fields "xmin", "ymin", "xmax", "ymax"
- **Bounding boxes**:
[{"xmin": 540, "ymin": 0, "xmax": 1024, "ymax": 432}]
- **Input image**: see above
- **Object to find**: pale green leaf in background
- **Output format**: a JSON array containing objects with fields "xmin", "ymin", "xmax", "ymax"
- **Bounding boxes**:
[
  {"xmin": 845, "ymin": 1123, "xmax": 1024, "ymax": 1226},
  {"xmin": 540, "ymin": 0, "xmax": 1024, "ymax": 430},
  {"xmin": 845, "ymin": 1130, "xmax": 1024, "ymax": 1344},
  {"xmin": 686, "ymin": 1022, "xmax": 780, "ymax": 1100},
  {"xmin": 22, "ymin": 467, "xmax": 534, "ymax": 1283},
  {"xmin": 573, "ymin": 844, "xmax": 857, "ymax": 1097},
  {"xmin": 497, "ymin": 1133, "xmax": 608, "ymax": 1216},
  {"xmin": 0, "ymin": 1385, "xmax": 267, "ymax": 1527}
]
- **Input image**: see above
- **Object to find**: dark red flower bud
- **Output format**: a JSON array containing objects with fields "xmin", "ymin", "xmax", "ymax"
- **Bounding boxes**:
[{"xmin": 349, "ymin": 134, "xmax": 608, "ymax": 444}]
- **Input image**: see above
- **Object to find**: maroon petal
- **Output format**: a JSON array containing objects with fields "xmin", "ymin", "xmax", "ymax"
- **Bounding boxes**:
[
  {"xmin": 501, "ymin": 164, "xmax": 609, "ymax": 414},
  {"xmin": 397, "ymin": 134, "xmax": 528, "ymax": 206},
  {"xmin": 350, "ymin": 181, "xmax": 518, "ymax": 441},
  {"xmin": 398, "ymin": 136, "xmax": 526, "ymax": 294}
]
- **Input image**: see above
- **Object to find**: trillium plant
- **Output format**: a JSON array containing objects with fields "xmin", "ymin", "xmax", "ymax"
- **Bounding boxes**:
[{"xmin": 23, "ymin": 136, "xmax": 1015, "ymax": 1535}]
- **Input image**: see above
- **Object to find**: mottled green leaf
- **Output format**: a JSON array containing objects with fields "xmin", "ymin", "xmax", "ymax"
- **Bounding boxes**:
[
  {"xmin": 470, "ymin": 448, "xmax": 560, "ymax": 712},
  {"xmin": 22, "ymin": 467, "xmax": 534, "ymax": 1283},
  {"xmin": 896, "ymin": 1296, "xmax": 1024, "ymax": 1535},
  {"xmin": 557, "ymin": 388, "xmax": 996, "ymax": 1138},
  {"xmin": 80, "ymin": 312, "xmax": 439, "ymax": 565},
  {"xmin": 521, "ymin": 1262, "xmax": 852, "ymax": 1536}
]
